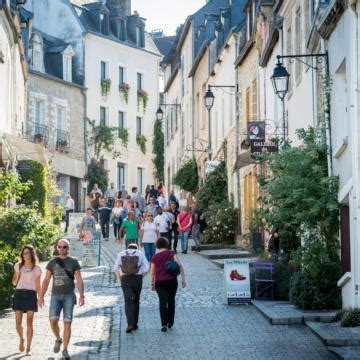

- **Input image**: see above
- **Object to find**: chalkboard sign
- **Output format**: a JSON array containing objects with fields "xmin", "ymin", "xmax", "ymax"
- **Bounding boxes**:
[{"xmin": 17, "ymin": 161, "xmax": 34, "ymax": 172}]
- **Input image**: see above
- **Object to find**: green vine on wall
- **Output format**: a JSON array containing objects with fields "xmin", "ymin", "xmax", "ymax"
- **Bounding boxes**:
[
  {"xmin": 101, "ymin": 78, "xmax": 111, "ymax": 97},
  {"xmin": 136, "ymin": 134, "xmax": 147, "ymax": 154},
  {"xmin": 152, "ymin": 119, "xmax": 164, "ymax": 183},
  {"xmin": 137, "ymin": 89, "xmax": 148, "ymax": 113},
  {"xmin": 87, "ymin": 119, "xmax": 117, "ymax": 159},
  {"xmin": 119, "ymin": 83, "xmax": 130, "ymax": 104},
  {"xmin": 119, "ymin": 128, "xmax": 129, "ymax": 148}
]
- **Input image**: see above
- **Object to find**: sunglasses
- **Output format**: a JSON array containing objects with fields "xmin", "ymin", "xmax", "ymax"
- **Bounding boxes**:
[
  {"xmin": 57, "ymin": 246, "xmax": 69, "ymax": 249},
  {"xmin": 147, "ymin": 215, "xmax": 153, "ymax": 217}
]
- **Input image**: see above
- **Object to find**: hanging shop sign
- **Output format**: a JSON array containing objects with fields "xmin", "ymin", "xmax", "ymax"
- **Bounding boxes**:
[
  {"xmin": 248, "ymin": 121, "xmax": 265, "ymax": 141},
  {"xmin": 247, "ymin": 121, "xmax": 278, "ymax": 156},
  {"xmin": 250, "ymin": 141, "xmax": 278, "ymax": 156},
  {"xmin": 224, "ymin": 258, "xmax": 251, "ymax": 305}
]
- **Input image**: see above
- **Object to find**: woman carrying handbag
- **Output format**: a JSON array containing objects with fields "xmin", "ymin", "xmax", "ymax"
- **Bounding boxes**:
[
  {"xmin": 12, "ymin": 245, "xmax": 42, "ymax": 356},
  {"xmin": 150, "ymin": 237, "xmax": 186, "ymax": 332}
]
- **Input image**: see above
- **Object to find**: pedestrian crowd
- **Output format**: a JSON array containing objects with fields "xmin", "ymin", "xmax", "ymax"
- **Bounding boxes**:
[{"xmin": 10, "ymin": 184, "xmax": 206, "ymax": 358}]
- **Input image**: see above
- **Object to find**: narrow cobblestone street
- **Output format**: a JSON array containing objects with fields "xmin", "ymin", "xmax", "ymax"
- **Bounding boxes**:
[{"xmin": 0, "ymin": 234, "xmax": 336, "ymax": 360}]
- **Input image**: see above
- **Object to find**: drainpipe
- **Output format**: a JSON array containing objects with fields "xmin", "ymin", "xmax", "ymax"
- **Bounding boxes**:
[
  {"xmin": 234, "ymin": 32, "xmax": 242, "ymax": 235},
  {"xmin": 349, "ymin": 0, "xmax": 359, "ymax": 307}
]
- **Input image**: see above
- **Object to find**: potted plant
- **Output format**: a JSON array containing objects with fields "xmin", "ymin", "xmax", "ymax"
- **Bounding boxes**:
[
  {"xmin": 137, "ymin": 89, "xmax": 148, "ymax": 113},
  {"xmin": 136, "ymin": 134, "xmax": 147, "ymax": 154},
  {"xmin": 119, "ymin": 83, "xmax": 130, "ymax": 104},
  {"xmin": 100, "ymin": 78, "xmax": 111, "ymax": 97}
]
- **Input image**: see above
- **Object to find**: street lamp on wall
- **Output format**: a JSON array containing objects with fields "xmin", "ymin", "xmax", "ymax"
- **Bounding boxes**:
[
  {"xmin": 271, "ymin": 59, "xmax": 290, "ymax": 101},
  {"xmin": 156, "ymin": 107, "xmax": 164, "ymax": 121},
  {"xmin": 204, "ymin": 88, "xmax": 215, "ymax": 111}
]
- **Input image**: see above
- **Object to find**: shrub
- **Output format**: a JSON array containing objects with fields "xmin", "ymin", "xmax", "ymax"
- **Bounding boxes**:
[
  {"xmin": 197, "ymin": 161, "xmax": 227, "ymax": 211},
  {"xmin": 172, "ymin": 158, "xmax": 199, "ymax": 193},
  {"xmin": 0, "ymin": 205, "xmax": 60, "ymax": 309},
  {"xmin": 341, "ymin": 309, "xmax": 360, "ymax": 327},
  {"xmin": 289, "ymin": 229, "xmax": 341, "ymax": 310},
  {"xmin": 85, "ymin": 158, "xmax": 109, "ymax": 195},
  {"xmin": 152, "ymin": 119, "xmax": 164, "ymax": 183},
  {"xmin": 17, "ymin": 160, "xmax": 48, "ymax": 216},
  {"xmin": 203, "ymin": 200, "xmax": 236, "ymax": 244}
]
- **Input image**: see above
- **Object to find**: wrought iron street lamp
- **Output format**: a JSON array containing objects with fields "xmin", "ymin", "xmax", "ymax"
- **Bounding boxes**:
[
  {"xmin": 204, "ymin": 88, "xmax": 215, "ymax": 111},
  {"xmin": 271, "ymin": 59, "xmax": 290, "ymax": 101},
  {"xmin": 156, "ymin": 107, "xmax": 164, "ymax": 121}
]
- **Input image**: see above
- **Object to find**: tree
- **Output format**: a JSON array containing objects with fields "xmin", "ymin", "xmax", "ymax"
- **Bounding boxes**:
[
  {"xmin": 152, "ymin": 119, "xmax": 164, "ymax": 183},
  {"xmin": 85, "ymin": 158, "xmax": 109, "ymax": 195}
]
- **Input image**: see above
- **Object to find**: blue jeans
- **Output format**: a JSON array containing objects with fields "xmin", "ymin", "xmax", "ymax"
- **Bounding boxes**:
[
  {"xmin": 49, "ymin": 293, "xmax": 76, "ymax": 322},
  {"xmin": 180, "ymin": 231, "xmax": 190, "ymax": 252},
  {"xmin": 143, "ymin": 243, "xmax": 156, "ymax": 262}
]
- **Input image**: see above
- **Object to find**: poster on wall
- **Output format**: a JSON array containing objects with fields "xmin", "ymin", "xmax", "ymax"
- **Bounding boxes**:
[
  {"xmin": 68, "ymin": 213, "xmax": 86, "ymax": 239},
  {"xmin": 224, "ymin": 258, "xmax": 251, "ymax": 305}
]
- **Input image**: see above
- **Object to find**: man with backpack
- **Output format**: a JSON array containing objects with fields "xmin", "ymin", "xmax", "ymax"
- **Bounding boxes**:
[{"xmin": 113, "ymin": 243, "xmax": 149, "ymax": 333}]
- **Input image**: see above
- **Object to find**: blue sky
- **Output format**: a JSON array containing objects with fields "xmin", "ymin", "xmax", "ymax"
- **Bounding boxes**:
[{"xmin": 132, "ymin": 0, "xmax": 206, "ymax": 35}]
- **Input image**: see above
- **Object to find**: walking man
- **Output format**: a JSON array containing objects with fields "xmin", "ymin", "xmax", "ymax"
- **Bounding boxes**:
[
  {"xmin": 114, "ymin": 243, "xmax": 149, "ymax": 333},
  {"xmin": 170, "ymin": 202, "xmax": 180, "ymax": 252},
  {"xmin": 145, "ymin": 197, "xmax": 158, "ymax": 218},
  {"xmin": 154, "ymin": 207, "xmax": 171, "ymax": 248},
  {"xmin": 39, "ymin": 238, "xmax": 84, "ymax": 359},
  {"xmin": 105, "ymin": 182, "xmax": 117, "ymax": 207},
  {"xmin": 64, "ymin": 194, "xmax": 75, "ymax": 233},
  {"xmin": 98, "ymin": 199, "xmax": 112, "ymax": 241}
]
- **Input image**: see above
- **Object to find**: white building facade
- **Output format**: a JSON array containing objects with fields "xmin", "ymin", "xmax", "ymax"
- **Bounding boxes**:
[{"xmin": 77, "ymin": 1, "xmax": 161, "ymax": 194}]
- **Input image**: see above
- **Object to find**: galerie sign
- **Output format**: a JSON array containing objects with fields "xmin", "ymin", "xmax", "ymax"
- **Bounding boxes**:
[
  {"xmin": 224, "ymin": 258, "xmax": 251, "ymax": 304},
  {"xmin": 247, "ymin": 121, "xmax": 278, "ymax": 156}
]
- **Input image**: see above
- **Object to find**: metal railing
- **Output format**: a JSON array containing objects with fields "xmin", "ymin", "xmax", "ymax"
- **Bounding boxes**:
[
  {"xmin": 56, "ymin": 129, "xmax": 70, "ymax": 151},
  {"xmin": 33, "ymin": 123, "xmax": 49, "ymax": 146}
]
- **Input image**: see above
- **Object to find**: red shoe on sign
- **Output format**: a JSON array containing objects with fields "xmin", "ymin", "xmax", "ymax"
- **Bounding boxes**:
[{"xmin": 230, "ymin": 270, "xmax": 246, "ymax": 281}]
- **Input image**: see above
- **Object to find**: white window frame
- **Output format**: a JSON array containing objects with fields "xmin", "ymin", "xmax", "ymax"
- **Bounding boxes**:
[{"xmin": 63, "ymin": 55, "xmax": 72, "ymax": 82}]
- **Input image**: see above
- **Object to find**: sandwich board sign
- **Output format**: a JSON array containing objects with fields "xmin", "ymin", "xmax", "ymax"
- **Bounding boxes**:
[
  {"xmin": 224, "ymin": 258, "xmax": 251, "ymax": 305},
  {"xmin": 67, "ymin": 213, "xmax": 86, "ymax": 239}
]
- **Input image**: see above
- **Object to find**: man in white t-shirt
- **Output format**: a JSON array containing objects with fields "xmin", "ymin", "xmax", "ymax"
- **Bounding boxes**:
[
  {"xmin": 154, "ymin": 207, "xmax": 171, "ymax": 248},
  {"xmin": 157, "ymin": 194, "xmax": 167, "ymax": 209},
  {"xmin": 64, "ymin": 194, "xmax": 75, "ymax": 233}
]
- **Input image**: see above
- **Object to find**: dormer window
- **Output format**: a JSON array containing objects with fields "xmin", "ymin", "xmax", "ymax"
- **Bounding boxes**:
[
  {"xmin": 117, "ymin": 19, "xmax": 126, "ymax": 41},
  {"xmin": 100, "ymin": 13, "xmax": 109, "ymax": 35},
  {"xmin": 136, "ymin": 27, "xmax": 143, "ymax": 47},
  {"xmin": 31, "ymin": 34, "xmax": 43, "ymax": 72},
  {"xmin": 62, "ymin": 45, "xmax": 74, "ymax": 82}
]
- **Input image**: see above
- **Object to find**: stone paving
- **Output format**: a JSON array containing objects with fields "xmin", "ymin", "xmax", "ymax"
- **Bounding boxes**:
[{"xmin": 0, "ymin": 230, "xmax": 337, "ymax": 359}]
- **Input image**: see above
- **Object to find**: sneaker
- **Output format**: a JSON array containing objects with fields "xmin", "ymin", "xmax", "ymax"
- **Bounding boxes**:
[
  {"xmin": 53, "ymin": 338, "xmax": 62, "ymax": 353},
  {"xmin": 132, "ymin": 324, "xmax": 138, "ymax": 330},
  {"xmin": 161, "ymin": 326, "xmax": 167, "ymax": 332},
  {"xmin": 62, "ymin": 349, "xmax": 70, "ymax": 359},
  {"xmin": 126, "ymin": 325, "xmax": 133, "ymax": 333}
]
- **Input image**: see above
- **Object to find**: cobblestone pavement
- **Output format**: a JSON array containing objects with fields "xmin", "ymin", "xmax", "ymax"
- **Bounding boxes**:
[{"xmin": 0, "ymin": 231, "xmax": 336, "ymax": 360}]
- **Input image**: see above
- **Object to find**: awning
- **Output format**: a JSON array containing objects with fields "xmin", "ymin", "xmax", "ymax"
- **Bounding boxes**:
[
  {"xmin": 233, "ymin": 151, "xmax": 257, "ymax": 171},
  {"xmin": 1, "ymin": 133, "xmax": 47, "ymax": 166}
]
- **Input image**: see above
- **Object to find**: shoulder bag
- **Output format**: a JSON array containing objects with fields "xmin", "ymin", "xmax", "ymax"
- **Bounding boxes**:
[
  {"xmin": 165, "ymin": 251, "xmax": 181, "ymax": 276},
  {"xmin": 55, "ymin": 258, "xmax": 75, "ymax": 280}
]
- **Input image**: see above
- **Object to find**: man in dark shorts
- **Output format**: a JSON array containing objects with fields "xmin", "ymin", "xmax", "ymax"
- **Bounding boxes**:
[{"xmin": 39, "ymin": 238, "xmax": 85, "ymax": 359}]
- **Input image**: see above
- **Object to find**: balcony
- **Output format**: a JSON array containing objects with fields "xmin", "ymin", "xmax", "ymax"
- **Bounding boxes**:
[
  {"xmin": 56, "ymin": 129, "xmax": 70, "ymax": 152},
  {"xmin": 33, "ymin": 123, "xmax": 49, "ymax": 146}
]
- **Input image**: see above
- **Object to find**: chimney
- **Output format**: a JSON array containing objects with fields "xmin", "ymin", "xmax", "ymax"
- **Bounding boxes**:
[{"xmin": 106, "ymin": 0, "xmax": 131, "ymax": 16}]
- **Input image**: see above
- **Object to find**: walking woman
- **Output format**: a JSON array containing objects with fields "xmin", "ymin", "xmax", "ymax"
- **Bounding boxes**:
[
  {"xmin": 112, "ymin": 200, "xmax": 124, "ymax": 242},
  {"xmin": 12, "ymin": 245, "xmax": 42, "ymax": 356},
  {"xmin": 177, "ymin": 207, "xmax": 192, "ymax": 254},
  {"xmin": 140, "ymin": 211, "xmax": 159, "ymax": 261},
  {"xmin": 150, "ymin": 237, "xmax": 186, "ymax": 331}
]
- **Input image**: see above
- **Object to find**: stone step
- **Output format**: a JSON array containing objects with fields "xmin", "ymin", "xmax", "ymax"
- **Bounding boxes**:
[
  {"xmin": 328, "ymin": 346, "xmax": 360, "ymax": 359},
  {"xmin": 190, "ymin": 244, "xmax": 237, "ymax": 251},
  {"xmin": 196, "ymin": 248, "xmax": 252, "ymax": 260},
  {"xmin": 306, "ymin": 321, "xmax": 360, "ymax": 347}
]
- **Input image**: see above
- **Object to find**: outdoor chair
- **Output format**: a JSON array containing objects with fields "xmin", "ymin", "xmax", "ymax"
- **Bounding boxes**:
[{"xmin": 253, "ymin": 261, "xmax": 275, "ymax": 300}]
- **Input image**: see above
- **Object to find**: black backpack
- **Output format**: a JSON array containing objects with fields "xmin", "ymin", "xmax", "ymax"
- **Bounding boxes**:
[{"xmin": 121, "ymin": 251, "xmax": 140, "ymax": 275}]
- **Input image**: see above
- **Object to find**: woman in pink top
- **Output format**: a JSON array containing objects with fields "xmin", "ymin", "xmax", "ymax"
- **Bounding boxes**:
[
  {"xmin": 150, "ymin": 237, "xmax": 186, "ymax": 332},
  {"xmin": 177, "ymin": 206, "xmax": 192, "ymax": 254},
  {"xmin": 12, "ymin": 245, "xmax": 42, "ymax": 356}
]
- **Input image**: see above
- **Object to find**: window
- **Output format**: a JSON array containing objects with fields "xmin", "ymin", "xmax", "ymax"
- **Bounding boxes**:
[
  {"xmin": 63, "ymin": 56, "xmax": 72, "ymax": 82},
  {"xmin": 117, "ymin": 20, "xmax": 126, "ymax": 41},
  {"xmin": 35, "ymin": 100, "xmax": 44, "ymax": 125},
  {"xmin": 100, "ymin": 61, "xmax": 107, "ymax": 81},
  {"xmin": 56, "ymin": 107, "xmax": 64, "ymax": 131},
  {"xmin": 136, "ymin": 116, "xmax": 142, "ymax": 135},
  {"xmin": 118, "ymin": 111, "xmax": 125, "ymax": 128},
  {"xmin": 137, "ymin": 72, "xmax": 143, "ymax": 91},
  {"xmin": 246, "ymin": 4, "xmax": 253, "ymax": 41},
  {"xmin": 251, "ymin": 79, "xmax": 257, "ymax": 120},
  {"xmin": 119, "ymin": 66, "xmax": 124, "ymax": 85},
  {"xmin": 118, "ymin": 163, "xmax": 126, "ymax": 189},
  {"xmin": 180, "ymin": 112, "xmax": 185, "ymax": 155},
  {"xmin": 100, "ymin": 106, "xmax": 107, "ymax": 126},
  {"xmin": 136, "ymin": 27, "xmax": 143, "ymax": 47},
  {"xmin": 100, "ymin": 13, "xmax": 109, "ymax": 35},
  {"xmin": 295, "ymin": 8, "xmax": 302, "ymax": 84},
  {"xmin": 137, "ymin": 167, "xmax": 145, "ymax": 193},
  {"xmin": 32, "ymin": 47, "xmax": 42, "ymax": 71}
]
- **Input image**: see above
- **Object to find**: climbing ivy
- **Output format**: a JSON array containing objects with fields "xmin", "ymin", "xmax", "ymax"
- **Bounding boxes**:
[
  {"xmin": 152, "ymin": 119, "xmax": 164, "ymax": 183},
  {"xmin": 172, "ymin": 158, "xmax": 198, "ymax": 193}
]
